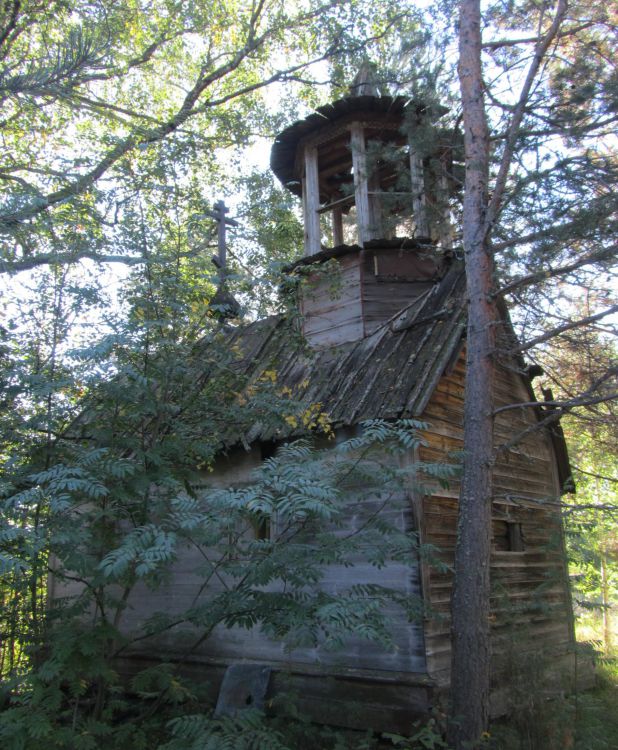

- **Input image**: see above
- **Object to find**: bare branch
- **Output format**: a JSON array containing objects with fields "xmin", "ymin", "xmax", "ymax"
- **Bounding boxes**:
[
  {"xmin": 572, "ymin": 464, "xmax": 618, "ymax": 484},
  {"xmin": 494, "ymin": 244, "xmax": 618, "ymax": 297},
  {"xmin": 0, "ymin": 245, "xmax": 215, "ymax": 274},
  {"xmin": 497, "ymin": 368, "xmax": 618, "ymax": 453},
  {"xmin": 482, "ymin": 21, "xmax": 594, "ymax": 50},
  {"xmin": 494, "ymin": 494, "xmax": 618, "ymax": 513},
  {"xmin": 563, "ymin": 503, "xmax": 618, "ymax": 514},
  {"xmin": 484, "ymin": 0, "xmax": 568, "ymax": 236},
  {"xmin": 65, "ymin": 91, "xmax": 167, "ymax": 126},
  {"xmin": 494, "ymin": 390, "xmax": 618, "ymax": 416},
  {"xmin": 514, "ymin": 306, "xmax": 618, "ymax": 353},
  {"xmin": 483, "ymin": 35, "xmax": 541, "ymax": 50}
]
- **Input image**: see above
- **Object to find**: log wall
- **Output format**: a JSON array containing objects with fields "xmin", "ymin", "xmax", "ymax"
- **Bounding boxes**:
[
  {"xmin": 417, "ymin": 350, "xmax": 574, "ymax": 693},
  {"xmin": 51, "ymin": 335, "xmax": 574, "ymax": 730},
  {"xmin": 117, "ymin": 439, "xmax": 427, "ymax": 676},
  {"xmin": 300, "ymin": 254, "xmax": 364, "ymax": 347}
]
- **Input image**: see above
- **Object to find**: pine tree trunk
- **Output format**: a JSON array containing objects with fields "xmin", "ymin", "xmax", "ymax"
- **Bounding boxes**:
[
  {"xmin": 601, "ymin": 553, "xmax": 611, "ymax": 652},
  {"xmin": 448, "ymin": 0, "xmax": 498, "ymax": 746}
]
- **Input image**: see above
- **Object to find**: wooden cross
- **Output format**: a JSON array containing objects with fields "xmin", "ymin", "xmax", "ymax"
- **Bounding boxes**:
[{"xmin": 206, "ymin": 199, "xmax": 239, "ymax": 276}]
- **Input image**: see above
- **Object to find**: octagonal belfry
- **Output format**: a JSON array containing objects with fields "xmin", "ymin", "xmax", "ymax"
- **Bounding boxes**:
[{"xmin": 270, "ymin": 74, "xmax": 459, "ymax": 256}]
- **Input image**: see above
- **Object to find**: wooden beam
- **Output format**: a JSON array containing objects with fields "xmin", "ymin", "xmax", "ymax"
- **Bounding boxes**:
[
  {"xmin": 332, "ymin": 206, "xmax": 344, "ymax": 246},
  {"xmin": 409, "ymin": 142, "xmax": 429, "ymax": 239},
  {"xmin": 316, "ymin": 193, "xmax": 354, "ymax": 214},
  {"xmin": 303, "ymin": 145, "xmax": 321, "ymax": 256},
  {"xmin": 437, "ymin": 169, "xmax": 454, "ymax": 249},
  {"xmin": 350, "ymin": 123, "xmax": 371, "ymax": 245},
  {"xmin": 367, "ymin": 146, "xmax": 383, "ymax": 239}
]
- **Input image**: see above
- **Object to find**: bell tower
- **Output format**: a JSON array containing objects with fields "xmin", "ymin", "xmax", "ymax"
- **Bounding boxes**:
[{"xmin": 270, "ymin": 70, "xmax": 460, "ymax": 348}]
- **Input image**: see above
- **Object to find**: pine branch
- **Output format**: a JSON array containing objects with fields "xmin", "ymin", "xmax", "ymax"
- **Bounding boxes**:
[
  {"xmin": 484, "ymin": 0, "xmax": 568, "ymax": 237},
  {"xmin": 494, "ymin": 243, "xmax": 618, "ymax": 298},
  {"xmin": 513, "ymin": 306, "xmax": 618, "ymax": 353},
  {"xmin": 482, "ymin": 21, "xmax": 594, "ymax": 50},
  {"xmin": 497, "ymin": 368, "xmax": 618, "ymax": 453},
  {"xmin": 494, "ymin": 390, "xmax": 618, "ymax": 416},
  {"xmin": 0, "ymin": 246, "xmax": 216, "ymax": 273},
  {"xmin": 0, "ymin": 26, "xmax": 107, "ymax": 97}
]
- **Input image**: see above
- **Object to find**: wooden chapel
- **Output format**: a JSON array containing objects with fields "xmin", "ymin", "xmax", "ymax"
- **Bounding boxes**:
[{"xmin": 54, "ymin": 72, "xmax": 577, "ymax": 732}]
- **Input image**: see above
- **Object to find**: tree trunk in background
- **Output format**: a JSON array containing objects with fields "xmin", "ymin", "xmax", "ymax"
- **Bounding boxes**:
[
  {"xmin": 448, "ymin": 0, "xmax": 498, "ymax": 746},
  {"xmin": 601, "ymin": 554, "xmax": 612, "ymax": 652}
]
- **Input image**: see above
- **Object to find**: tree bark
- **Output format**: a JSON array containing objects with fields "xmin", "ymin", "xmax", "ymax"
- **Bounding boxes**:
[
  {"xmin": 448, "ymin": 0, "xmax": 498, "ymax": 746},
  {"xmin": 601, "ymin": 553, "xmax": 612, "ymax": 652},
  {"xmin": 448, "ymin": 1, "xmax": 601, "ymax": 742}
]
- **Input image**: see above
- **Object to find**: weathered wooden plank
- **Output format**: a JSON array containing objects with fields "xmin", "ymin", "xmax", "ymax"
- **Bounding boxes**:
[
  {"xmin": 303, "ymin": 304, "xmax": 363, "ymax": 335},
  {"xmin": 408, "ymin": 141, "xmax": 429, "ymax": 238},
  {"xmin": 332, "ymin": 206, "xmax": 344, "ymax": 246},
  {"xmin": 303, "ymin": 145, "xmax": 321, "ymax": 256},
  {"xmin": 302, "ymin": 279, "xmax": 362, "ymax": 311},
  {"xmin": 417, "ymin": 341, "xmax": 573, "ymax": 692},
  {"xmin": 350, "ymin": 124, "xmax": 371, "ymax": 244}
]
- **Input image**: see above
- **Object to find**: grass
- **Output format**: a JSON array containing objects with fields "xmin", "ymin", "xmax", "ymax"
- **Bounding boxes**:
[
  {"xmin": 572, "ymin": 653, "xmax": 618, "ymax": 750},
  {"xmin": 485, "ymin": 648, "xmax": 618, "ymax": 750},
  {"xmin": 269, "ymin": 646, "xmax": 618, "ymax": 750}
]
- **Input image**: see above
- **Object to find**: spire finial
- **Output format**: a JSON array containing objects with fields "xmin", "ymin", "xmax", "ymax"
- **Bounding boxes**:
[{"xmin": 349, "ymin": 62, "xmax": 380, "ymax": 97}]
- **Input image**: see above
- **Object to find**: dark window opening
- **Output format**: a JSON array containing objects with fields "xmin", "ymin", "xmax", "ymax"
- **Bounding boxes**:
[
  {"xmin": 494, "ymin": 519, "xmax": 525, "ymax": 552},
  {"xmin": 251, "ymin": 515, "xmax": 271, "ymax": 541},
  {"xmin": 260, "ymin": 441, "xmax": 277, "ymax": 460},
  {"xmin": 506, "ymin": 522, "xmax": 525, "ymax": 552}
]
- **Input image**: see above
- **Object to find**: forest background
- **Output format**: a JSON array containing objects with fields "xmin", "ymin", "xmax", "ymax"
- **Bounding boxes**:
[{"xmin": 0, "ymin": 1, "xmax": 616, "ymax": 749}]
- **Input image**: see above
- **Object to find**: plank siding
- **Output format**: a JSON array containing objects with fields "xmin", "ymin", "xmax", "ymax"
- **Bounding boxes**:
[
  {"xmin": 111, "ymin": 437, "xmax": 427, "ymax": 681},
  {"xmin": 299, "ymin": 248, "xmax": 446, "ymax": 349},
  {"xmin": 300, "ymin": 254, "xmax": 363, "ymax": 347},
  {"xmin": 51, "ymin": 257, "xmax": 575, "ymax": 728},
  {"xmin": 359, "ymin": 248, "xmax": 440, "ymax": 338},
  {"xmin": 362, "ymin": 279, "xmax": 434, "ymax": 336},
  {"xmin": 419, "ymin": 351, "xmax": 573, "ymax": 688}
]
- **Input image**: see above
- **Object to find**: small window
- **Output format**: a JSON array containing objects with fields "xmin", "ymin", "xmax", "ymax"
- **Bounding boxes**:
[
  {"xmin": 260, "ymin": 441, "xmax": 277, "ymax": 460},
  {"xmin": 494, "ymin": 519, "xmax": 525, "ymax": 552},
  {"xmin": 251, "ymin": 515, "xmax": 271, "ymax": 541},
  {"xmin": 506, "ymin": 522, "xmax": 525, "ymax": 552}
]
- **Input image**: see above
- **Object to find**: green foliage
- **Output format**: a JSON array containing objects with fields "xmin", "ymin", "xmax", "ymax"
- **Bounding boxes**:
[
  {"xmin": 163, "ymin": 707, "xmax": 385, "ymax": 750},
  {"xmin": 485, "ymin": 652, "xmax": 618, "ymax": 750},
  {"xmin": 0, "ymin": 0, "xmax": 414, "ymax": 275},
  {"xmin": 384, "ymin": 717, "xmax": 450, "ymax": 749},
  {"xmin": 0, "ymin": 226, "xmax": 453, "ymax": 748},
  {"xmin": 164, "ymin": 710, "xmax": 291, "ymax": 750},
  {"xmin": 572, "ymin": 653, "xmax": 618, "ymax": 750},
  {"xmin": 1, "ymin": 2, "xmax": 614, "ymax": 748},
  {"xmin": 537, "ymin": 334, "xmax": 618, "ymax": 649},
  {"xmin": 0, "ymin": 415, "xmax": 449, "ymax": 747}
]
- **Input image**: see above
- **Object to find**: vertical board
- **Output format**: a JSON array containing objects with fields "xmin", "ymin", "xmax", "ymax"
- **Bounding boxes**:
[
  {"xmin": 408, "ymin": 143, "xmax": 429, "ymax": 238},
  {"xmin": 418, "ymin": 350, "xmax": 573, "ymax": 687},
  {"xmin": 303, "ymin": 145, "xmax": 321, "ymax": 256},
  {"xmin": 99, "ymin": 435, "xmax": 427, "ymax": 678},
  {"xmin": 350, "ymin": 124, "xmax": 371, "ymax": 245},
  {"xmin": 300, "ymin": 253, "xmax": 364, "ymax": 347}
]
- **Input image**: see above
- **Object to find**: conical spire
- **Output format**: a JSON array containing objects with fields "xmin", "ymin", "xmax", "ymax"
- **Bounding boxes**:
[{"xmin": 348, "ymin": 62, "xmax": 380, "ymax": 97}]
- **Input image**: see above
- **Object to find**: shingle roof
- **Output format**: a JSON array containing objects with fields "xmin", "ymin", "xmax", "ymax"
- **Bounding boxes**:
[
  {"xmin": 227, "ymin": 263, "xmax": 466, "ymax": 440},
  {"xmin": 270, "ymin": 95, "xmax": 447, "ymax": 197},
  {"xmin": 213, "ymin": 261, "xmax": 574, "ymax": 492}
]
